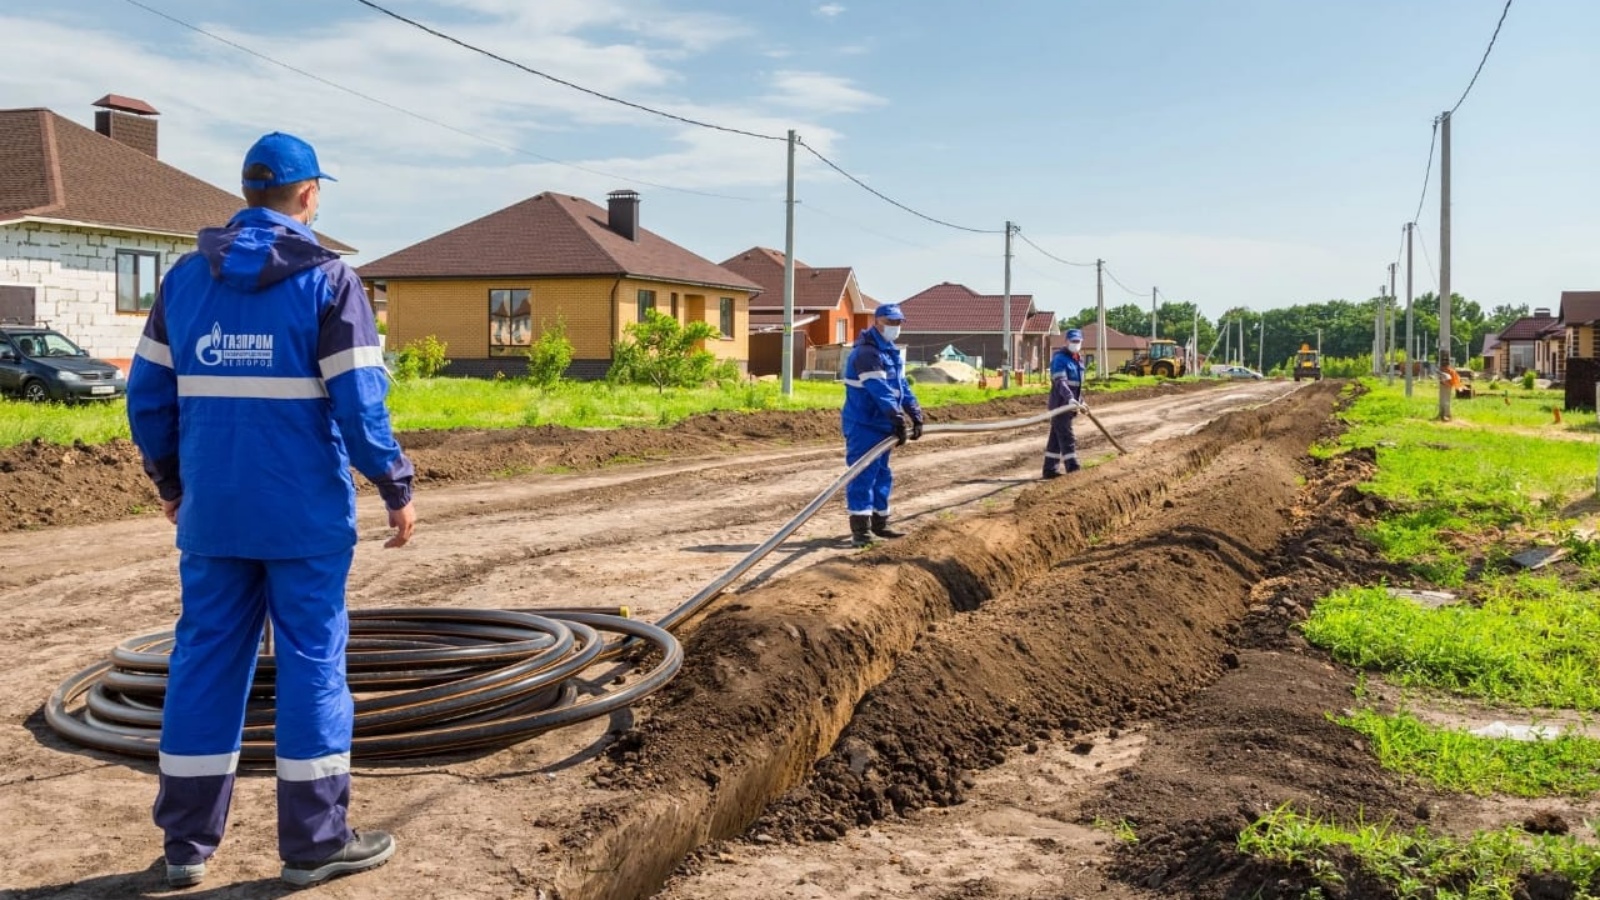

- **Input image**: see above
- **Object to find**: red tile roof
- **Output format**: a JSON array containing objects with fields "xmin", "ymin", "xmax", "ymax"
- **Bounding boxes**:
[
  {"xmin": 720, "ymin": 246, "xmax": 867, "ymax": 312},
  {"xmin": 358, "ymin": 192, "xmax": 759, "ymax": 291},
  {"xmin": 0, "ymin": 107, "xmax": 354, "ymax": 252},
  {"xmin": 1559, "ymin": 291, "xmax": 1600, "ymax": 325},
  {"xmin": 1498, "ymin": 311, "xmax": 1557, "ymax": 341},
  {"xmin": 898, "ymin": 283, "xmax": 1053, "ymax": 333}
]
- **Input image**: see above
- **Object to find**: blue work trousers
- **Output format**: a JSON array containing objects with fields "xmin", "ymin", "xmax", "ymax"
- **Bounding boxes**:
[{"xmin": 844, "ymin": 428, "xmax": 895, "ymax": 515}]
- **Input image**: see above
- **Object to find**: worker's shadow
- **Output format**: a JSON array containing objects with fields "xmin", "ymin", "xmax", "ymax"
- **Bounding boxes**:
[{"xmin": 18, "ymin": 857, "xmax": 297, "ymax": 899}]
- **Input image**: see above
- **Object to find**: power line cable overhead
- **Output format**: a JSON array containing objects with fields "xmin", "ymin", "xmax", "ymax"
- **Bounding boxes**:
[
  {"xmin": 120, "ymin": 0, "xmax": 769, "ymax": 203},
  {"xmin": 1016, "ymin": 232, "xmax": 1095, "ymax": 267},
  {"xmin": 350, "ymin": 0, "xmax": 786, "ymax": 142},
  {"xmin": 797, "ymin": 139, "xmax": 1002, "ymax": 235},
  {"xmin": 1101, "ymin": 265, "xmax": 1145, "ymax": 298},
  {"xmin": 1451, "ymin": 0, "xmax": 1514, "ymax": 115}
]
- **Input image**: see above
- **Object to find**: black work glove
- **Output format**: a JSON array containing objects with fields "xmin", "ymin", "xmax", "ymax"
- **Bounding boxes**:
[
  {"xmin": 891, "ymin": 416, "xmax": 909, "ymax": 446},
  {"xmin": 910, "ymin": 419, "xmax": 923, "ymax": 441}
]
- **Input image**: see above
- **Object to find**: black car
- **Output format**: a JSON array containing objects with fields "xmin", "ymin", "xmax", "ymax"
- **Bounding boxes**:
[{"xmin": 0, "ymin": 324, "xmax": 127, "ymax": 402}]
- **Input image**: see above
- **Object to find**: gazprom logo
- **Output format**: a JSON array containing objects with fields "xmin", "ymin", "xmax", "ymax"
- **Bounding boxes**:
[{"xmin": 195, "ymin": 322, "xmax": 275, "ymax": 368}]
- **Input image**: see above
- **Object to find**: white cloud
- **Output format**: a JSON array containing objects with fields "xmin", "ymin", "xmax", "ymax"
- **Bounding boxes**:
[
  {"xmin": 764, "ymin": 71, "xmax": 885, "ymax": 113},
  {"xmin": 816, "ymin": 4, "xmax": 846, "ymax": 17}
]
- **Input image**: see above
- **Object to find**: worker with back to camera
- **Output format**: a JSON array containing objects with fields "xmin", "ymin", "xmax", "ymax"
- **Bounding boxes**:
[
  {"xmin": 841, "ymin": 302, "xmax": 924, "ymax": 548},
  {"xmin": 1043, "ymin": 325, "xmax": 1087, "ymax": 479}
]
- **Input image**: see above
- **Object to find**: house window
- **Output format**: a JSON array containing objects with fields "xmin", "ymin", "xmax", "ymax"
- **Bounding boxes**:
[
  {"xmin": 637, "ymin": 289, "xmax": 656, "ymax": 322},
  {"xmin": 489, "ymin": 288, "xmax": 532, "ymax": 356},
  {"xmin": 116, "ymin": 250, "xmax": 160, "ymax": 313},
  {"xmin": 719, "ymin": 298, "xmax": 734, "ymax": 338},
  {"xmin": 836, "ymin": 319, "xmax": 847, "ymax": 344},
  {"xmin": 1569, "ymin": 329, "xmax": 1579, "ymax": 358}
]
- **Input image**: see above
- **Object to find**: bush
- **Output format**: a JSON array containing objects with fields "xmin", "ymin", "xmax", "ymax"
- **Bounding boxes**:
[
  {"xmin": 393, "ymin": 334, "xmax": 450, "ymax": 380},
  {"xmin": 607, "ymin": 310, "xmax": 734, "ymax": 392},
  {"xmin": 524, "ymin": 318, "xmax": 573, "ymax": 388},
  {"xmin": 1521, "ymin": 370, "xmax": 1537, "ymax": 390}
]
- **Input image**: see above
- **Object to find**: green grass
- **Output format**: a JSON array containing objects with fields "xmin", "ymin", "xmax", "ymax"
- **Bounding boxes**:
[
  {"xmin": 1315, "ymin": 380, "xmax": 1596, "ymax": 584},
  {"xmin": 1238, "ymin": 806, "xmax": 1600, "ymax": 900},
  {"xmin": 1337, "ymin": 708, "xmax": 1600, "ymax": 797},
  {"xmin": 0, "ymin": 377, "xmax": 1052, "ymax": 447},
  {"xmin": 1303, "ymin": 576, "xmax": 1600, "ymax": 709}
]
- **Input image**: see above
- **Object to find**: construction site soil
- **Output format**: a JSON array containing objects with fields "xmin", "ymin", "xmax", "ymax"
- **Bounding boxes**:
[{"xmin": 3, "ymin": 380, "xmax": 1578, "ymax": 900}]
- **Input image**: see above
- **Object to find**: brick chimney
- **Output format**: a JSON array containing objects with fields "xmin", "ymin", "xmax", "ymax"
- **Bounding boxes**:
[
  {"xmin": 1534, "ymin": 308, "xmax": 1551, "ymax": 317},
  {"xmin": 607, "ymin": 190, "xmax": 640, "ymax": 242},
  {"xmin": 92, "ymin": 94, "xmax": 159, "ymax": 159}
]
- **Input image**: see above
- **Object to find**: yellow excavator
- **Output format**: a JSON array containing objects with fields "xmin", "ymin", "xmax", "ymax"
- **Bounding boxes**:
[
  {"xmin": 1119, "ymin": 339, "xmax": 1187, "ymax": 378},
  {"xmin": 1292, "ymin": 344, "xmax": 1321, "ymax": 382}
]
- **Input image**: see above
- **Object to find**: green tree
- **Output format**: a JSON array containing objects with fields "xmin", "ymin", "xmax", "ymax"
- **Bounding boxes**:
[
  {"xmin": 1067, "ymin": 303, "xmax": 1150, "ymax": 337},
  {"xmin": 524, "ymin": 317, "xmax": 573, "ymax": 388},
  {"xmin": 607, "ymin": 310, "xmax": 734, "ymax": 393}
]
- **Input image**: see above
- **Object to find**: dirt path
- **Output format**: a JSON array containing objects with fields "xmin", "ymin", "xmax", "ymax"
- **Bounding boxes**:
[{"xmin": 1, "ymin": 380, "xmax": 1321, "ymax": 899}]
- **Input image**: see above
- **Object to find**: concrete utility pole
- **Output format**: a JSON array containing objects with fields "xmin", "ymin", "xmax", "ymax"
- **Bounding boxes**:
[
  {"xmin": 1388, "ymin": 262, "xmax": 1398, "ymax": 385},
  {"xmin": 1192, "ymin": 306, "xmax": 1199, "ymax": 373},
  {"xmin": 1438, "ymin": 111, "xmax": 1453, "ymax": 420},
  {"xmin": 781, "ymin": 129, "xmax": 797, "ymax": 397},
  {"xmin": 1096, "ymin": 259, "xmax": 1107, "ymax": 382},
  {"xmin": 1405, "ymin": 223, "xmax": 1415, "ymax": 397},
  {"xmin": 1257, "ymin": 319, "xmax": 1264, "ymax": 373},
  {"xmin": 1151, "ymin": 287, "xmax": 1158, "ymax": 343},
  {"xmin": 998, "ymin": 222, "xmax": 1011, "ymax": 387}
]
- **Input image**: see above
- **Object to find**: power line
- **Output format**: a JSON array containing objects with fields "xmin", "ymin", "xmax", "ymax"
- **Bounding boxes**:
[
  {"xmin": 120, "ymin": 0, "xmax": 770, "ymax": 203},
  {"xmin": 1107, "ymin": 262, "xmax": 1145, "ymax": 297},
  {"xmin": 1415, "ymin": 226, "xmax": 1438, "ymax": 294},
  {"xmin": 350, "ymin": 0, "xmax": 787, "ymax": 142},
  {"xmin": 1408, "ymin": 119, "xmax": 1439, "ymax": 232},
  {"xmin": 797, "ymin": 139, "xmax": 1002, "ymax": 235},
  {"xmin": 1015, "ymin": 232, "xmax": 1095, "ymax": 267},
  {"xmin": 1451, "ymin": 0, "xmax": 1514, "ymax": 115}
]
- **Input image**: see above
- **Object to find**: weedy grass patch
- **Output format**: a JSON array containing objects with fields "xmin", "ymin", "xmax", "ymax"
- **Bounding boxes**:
[
  {"xmin": 1238, "ymin": 806, "xmax": 1600, "ymax": 900},
  {"xmin": 1338, "ymin": 707, "xmax": 1600, "ymax": 797}
]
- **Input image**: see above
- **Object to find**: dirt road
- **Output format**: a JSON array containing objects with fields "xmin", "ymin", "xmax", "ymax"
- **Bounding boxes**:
[{"xmin": 0, "ymin": 380, "xmax": 1307, "ymax": 899}]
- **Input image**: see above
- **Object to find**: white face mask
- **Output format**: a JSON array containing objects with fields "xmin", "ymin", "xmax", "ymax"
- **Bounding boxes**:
[
  {"xmin": 1067, "ymin": 340, "xmax": 1083, "ymax": 353},
  {"xmin": 880, "ymin": 324, "xmax": 902, "ymax": 341}
]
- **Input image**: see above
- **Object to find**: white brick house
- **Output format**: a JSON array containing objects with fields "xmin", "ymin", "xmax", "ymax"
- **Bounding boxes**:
[{"xmin": 0, "ymin": 95, "xmax": 353, "ymax": 368}]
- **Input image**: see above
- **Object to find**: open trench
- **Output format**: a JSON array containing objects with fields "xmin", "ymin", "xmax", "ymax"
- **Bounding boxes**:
[{"xmin": 536, "ymin": 380, "xmax": 1344, "ymax": 900}]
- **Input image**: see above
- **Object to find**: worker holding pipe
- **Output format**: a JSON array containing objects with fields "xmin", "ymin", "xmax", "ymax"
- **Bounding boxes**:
[
  {"xmin": 1043, "ymin": 325, "xmax": 1087, "ymax": 478},
  {"xmin": 127, "ymin": 133, "xmax": 413, "ymax": 890},
  {"xmin": 842, "ymin": 303, "xmax": 924, "ymax": 548}
]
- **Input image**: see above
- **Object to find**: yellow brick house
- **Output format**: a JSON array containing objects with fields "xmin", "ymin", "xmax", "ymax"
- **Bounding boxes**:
[{"xmin": 357, "ymin": 190, "xmax": 760, "ymax": 379}]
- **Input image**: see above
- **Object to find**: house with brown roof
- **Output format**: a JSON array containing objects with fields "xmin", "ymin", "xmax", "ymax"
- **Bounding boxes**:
[
  {"xmin": 1555, "ymin": 291, "xmax": 1600, "ymax": 380},
  {"xmin": 0, "ymin": 95, "xmax": 352, "ymax": 367},
  {"xmin": 718, "ymin": 247, "xmax": 878, "ymax": 379},
  {"xmin": 357, "ymin": 191, "xmax": 760, "ymax": 379},
  {"xmin": 897, "ymin": 282, "xmax": 1056, "ymax": 375},
  {"xmin": 1491, "ymin": 307, "xmax": 1558, "ymax": 379}
]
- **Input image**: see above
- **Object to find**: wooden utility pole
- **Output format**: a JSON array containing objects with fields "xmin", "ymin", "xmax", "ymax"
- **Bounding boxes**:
[{"xmin": 1438, "ymin": 111, "xmax": 1453, "ymax": 420}]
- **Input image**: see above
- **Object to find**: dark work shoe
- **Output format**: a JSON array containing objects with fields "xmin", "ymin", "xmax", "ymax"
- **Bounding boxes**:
[
  {"xmin": 1041, "ymin": 469, "xmax": 1062, "ymax": 480},
  {"xmin": 166, "ymin": 861, "xmax": 206, "ymax": 888},
  {"xmin": 869, "ymin": 514, "xmax": 906, "ymax": 539},
  {"xmin": 281, "ymin": 831, "xmax": 395, "ymax": 888}
]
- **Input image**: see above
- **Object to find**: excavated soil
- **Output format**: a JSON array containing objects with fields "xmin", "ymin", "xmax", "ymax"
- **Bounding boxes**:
[{"xmin": 3, "ymin": 379, "xmax": 1566, "ymax": 899}]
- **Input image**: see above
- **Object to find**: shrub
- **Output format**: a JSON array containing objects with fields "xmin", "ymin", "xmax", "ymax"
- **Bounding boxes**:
[
  {"xmin": 524, "ymin": 317, "xmax": 573, "ymax": 388},
  {"xmin": 1521, "ymin": 370, "xmax": 1537, "ymax": 390},
  {"xmin": 606, "ymin": 310, "xmax": 733, "ymax": 393},
  {"xmin": 393, "ymin": 335, "xmax": 450, "ymax": 380}
]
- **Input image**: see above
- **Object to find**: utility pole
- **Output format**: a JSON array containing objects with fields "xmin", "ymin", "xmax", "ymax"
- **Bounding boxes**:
[
  {"xmin": 1192, "ymin": 306, "xmax": 1199, "ymax": 373},
  {"xmin": 1373, "ymin": 287, "xmax": 1383, "ymax": 376},
  {"xmin": 1405, "ymin": 223, "xmax": 1415, "ymax": 397},
  {"xmin": 1151, "ymin": 287, "xmax": 1158, "ymax": 343},
  {"xmin": 1257, "ymin": 319, "xmax": 1264, "ymax": 373},
  {"xmin": 781, "ymin": 129, "xmax": 797, "ymax": 397},
  {"xmin": 1001, "ymin": 221, "xmax": 1014, "ymax": 389},
  {"xmin": 1438, "ymin": 111, "xmax": 1453, "ymax": 420},
  {"xmin": 1388, "ymin": 262, "xmax": 1398, "ymax": 385},
  {"xmin": 1096, "ymin": 259, "xmax": 1107, "ymax": 382}
]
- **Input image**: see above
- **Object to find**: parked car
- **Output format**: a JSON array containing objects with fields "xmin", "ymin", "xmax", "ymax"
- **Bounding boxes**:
[
  {"xmin": 0, "ymin": 324, "xmax": 127, "ymax": 402},
  {"xmin": 1217, "ymin": 365, "xmax": 1264, "ymax": 380}
]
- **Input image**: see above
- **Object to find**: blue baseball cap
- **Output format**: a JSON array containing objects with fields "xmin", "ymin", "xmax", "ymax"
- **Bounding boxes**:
[
  {"xmin": 874, "ymin": 303, "xmax": 905, "ymax": 322},
  {"xmin": 242, "ymin": 132, "xmax": 336, "ymax": 189},
  {"xmin": 1065, "ymin": 328, "xmax": 1084, "ymax": 340}
]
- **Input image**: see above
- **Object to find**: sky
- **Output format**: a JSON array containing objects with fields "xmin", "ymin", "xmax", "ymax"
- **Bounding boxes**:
[{"xmin": 2, "ymin": 0, "xmax": 1595, "ymax": 323}]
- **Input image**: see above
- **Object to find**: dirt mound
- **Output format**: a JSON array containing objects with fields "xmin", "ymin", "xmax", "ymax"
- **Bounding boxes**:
[{"xmin": 0, "ymin": 384, "xmax": 1201, "ymax": 532}]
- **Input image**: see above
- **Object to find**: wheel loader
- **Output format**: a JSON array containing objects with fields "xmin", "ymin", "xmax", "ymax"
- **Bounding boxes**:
[
  {"xmin": 1118, "ymin": 338, "xmax": 1186, "ymax": 378},
  {"xmin": 1292, "ymin": 344, "xmax": 1321, "ymax": 382}
]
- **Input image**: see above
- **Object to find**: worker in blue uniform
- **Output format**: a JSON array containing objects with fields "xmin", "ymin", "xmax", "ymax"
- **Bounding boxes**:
[
  {"xmin": 841, "ymin": 303, "xmax": 924, "ymax": 548},
  {"xmin": 128, "ymin": 132, "xmax": 414, "ymax": 890},
  {"xmin": 1043, "ymin": 326, "xmax": 1087, "ymax": 478}
]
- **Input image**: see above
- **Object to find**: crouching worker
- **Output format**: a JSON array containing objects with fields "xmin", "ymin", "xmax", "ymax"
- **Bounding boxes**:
[
  {"xmin": 1043, "ymin": 326, "xmax": 1087, "ymax": 478},
  {"xmin": 841, "ymin": 303, "xmax": 924, "ymax": 548}
]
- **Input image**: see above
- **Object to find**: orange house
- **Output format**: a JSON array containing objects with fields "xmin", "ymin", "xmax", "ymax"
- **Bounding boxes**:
[{"xmin": 719, "ymin": 248, "xmax": 880, "ymax": 379}]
